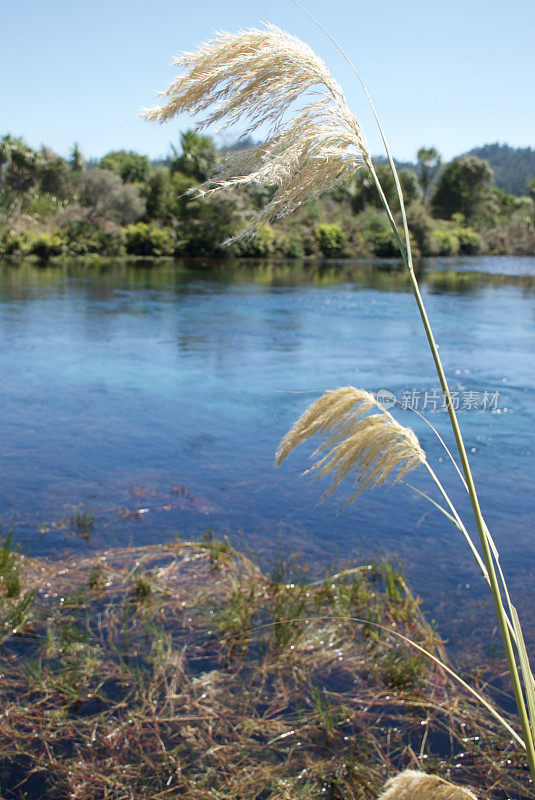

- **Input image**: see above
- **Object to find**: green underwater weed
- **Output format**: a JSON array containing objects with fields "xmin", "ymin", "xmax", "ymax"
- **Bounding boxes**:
[
  {"xmin": 72, "ymin": 507, "xmax": 94, "ymax": 540},
  {"xmin": 0, "ymin": 529, "xmax": 21, "ymax": 598},
  {"xmin": 0, "ymin": 539, "xmax": 528, "ymax": 799}
]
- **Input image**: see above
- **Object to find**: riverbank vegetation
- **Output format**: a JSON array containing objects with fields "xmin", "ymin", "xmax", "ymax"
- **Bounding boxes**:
[
  {"xmin": 0, "ymin": 532, "xmax": 531, "ymax": 799},
  {"xmin": 1, "ymin": 133, "xmax": 534, "ymax": 261}
]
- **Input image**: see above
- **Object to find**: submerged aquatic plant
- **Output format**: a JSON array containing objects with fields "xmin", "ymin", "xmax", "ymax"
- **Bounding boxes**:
[
  {"xmin": 146, "ymin": 19, "xmax": 535, "ymax": 784},
  {"xmin": 1, "ymin": 540, "xmax": 525, "ymax": 798}
]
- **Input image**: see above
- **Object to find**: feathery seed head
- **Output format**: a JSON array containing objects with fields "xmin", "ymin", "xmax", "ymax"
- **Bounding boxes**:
[
  {"xmin": 378, "ymin": 769, "xmax": 478, "ymax": 800},
  {"xmin": 143, "ymin": 25, "xmax": 371, "ymax": 238},
  {"xmin": 276, "ymin": 387, "xmax": 425, "ymax": 506}
]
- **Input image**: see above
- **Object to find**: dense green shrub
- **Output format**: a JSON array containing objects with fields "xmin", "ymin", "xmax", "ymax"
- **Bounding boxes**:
[
  {"xmin": 431, "ymin": 156, "xmax": 493, "ymax": 225},
  {"xmin": 100, "ymin": 150, "xmax": 151, "ymax": 183},
  {"xmin": 314, "ymin": 223, "xmax": 346, "ymax": 257},
  {"xmin": 39, "ymin": 153, "xmax": 73, "ymax": 199},
  {"xmin": 30, "ymin": 232, "xmax": 67, "ymax": 260},
  {"xmin": 285, "ymin": 236, "xmax": 306, "ymax": 259},
  {"xmin": 235, "ymin": 225, "xmax": 276, "ymax": 257},
  {"xmin": 406, "ymin": 202, "xmax": 435, "ymax": 256},
  {"xmin": 0, "ymin": 231, "xmax": 32, "ymax": 255},
  {"xmin": 182, "ymin": 193, "xmax": 242, "ymax": 256},
  {"xmin": 171, "ymin": 130, "xmax": 218, "ymax": 182},
  {"xmin": 355, "ymin": 208, "xmax": 400, "ymax": 256},
  {"xmin": 62, "ymin": 222, "xmax": 125, "ymax": 256},
  {"xmin": 353, "ymin": 165, "xmax": 422, "ymax": 212},
  {"xmin": 372, "ymin": 231, "xmax": 400, "ymax": 257},
  {"xmin": 25, "ymin": 189, "xmax": 63, "ymax": 220},
  {"xmin": 143, "ymin": 168, "xmax": 198, "ymax": 224},
  {"xmin": 124, "ymin": 223, "xmax": 174, "ymax": 256},
  {"xmin": 433, "ymin": 229, "xmax": 460, "ymax": 256},
  {"xmin": 456, "ymin": 227, "xmax": 481, "ymax": 254}
]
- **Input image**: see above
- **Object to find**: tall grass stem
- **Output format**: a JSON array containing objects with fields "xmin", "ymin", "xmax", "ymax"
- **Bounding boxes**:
[{"xmin": 296, "ymin": 1, "xmax": 535, "ymax": 775}]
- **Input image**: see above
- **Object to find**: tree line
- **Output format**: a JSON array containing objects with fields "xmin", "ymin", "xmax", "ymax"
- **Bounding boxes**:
[{"xmin": 0, "ymin": 132, "xmax": 534, "ymax": 260}]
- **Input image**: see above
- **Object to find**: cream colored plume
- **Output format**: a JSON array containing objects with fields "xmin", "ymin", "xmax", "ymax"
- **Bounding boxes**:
[
  {"xmin": 378, "ymin": 770, "xmax": 477, "ymax": 800},
  {"xmin": 143, "ymin": 25, "xmax": 370, "ymax": 237},
  {"xmin": 276, "ymin": 387, "xmax": 424, "ymax": 505}
]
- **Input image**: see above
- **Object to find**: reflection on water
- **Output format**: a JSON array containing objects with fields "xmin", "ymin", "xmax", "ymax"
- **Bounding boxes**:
[{"xmin": 0, "ymin": 255, "xmax": 534, "ymax": 657}]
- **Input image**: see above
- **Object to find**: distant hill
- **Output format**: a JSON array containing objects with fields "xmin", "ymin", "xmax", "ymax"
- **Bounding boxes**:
[
  {"xmin": 465, "ymin": 143, "xmax": 535, "ymax": 196},
  {"xmin": 373, "ymin": 144, "xmax": 535, "ymax": 197}
]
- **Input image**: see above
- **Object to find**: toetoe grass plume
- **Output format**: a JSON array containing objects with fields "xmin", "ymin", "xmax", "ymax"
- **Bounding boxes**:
[
  {"xmin": 276, "ymin": 387, "xmax": 425, "ymax": 505},
  {"xmin": 143, "ymin": 25, "xmax": 371, "ymax": 238}
]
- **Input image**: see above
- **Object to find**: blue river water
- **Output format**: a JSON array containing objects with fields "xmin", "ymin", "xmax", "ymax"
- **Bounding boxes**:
[{"xmin": 0, "ymin": 256, "xmax": 534, "ymax": 655}]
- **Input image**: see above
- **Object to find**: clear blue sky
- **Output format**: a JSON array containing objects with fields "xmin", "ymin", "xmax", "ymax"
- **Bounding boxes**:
[{"xmin": 2, "ymin": 0, "xmax": 534, "ymax": 163}]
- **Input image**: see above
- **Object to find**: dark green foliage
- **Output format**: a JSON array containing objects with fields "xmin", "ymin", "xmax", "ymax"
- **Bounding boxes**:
[
  {"xmin": 30, "ymin": 232, "xmax": 67, "ymax": 260},
  {"xmin": 314, "ymin": 222, "xmax": 346, "ymax": 257},
  {"xmin": 70, "ymin": 143, "xmax": 86, "ymax": 173},
  {"xmin": 130, "ymin": 569, "xmax": 154, "ymax": 602},
  {"xmin": 406, "ymin": 201, "xmax": 435, "ymax": 255},
  {"xmin": 0, "ymin": 134, "xmax": 43, "ymax": 193},
  {"xmin": 100, "ymin": 150, "xmax": 151, "ymax": 183},
  {"xmin": 431, "ymin": 156, "xmax": 494, "ymax": 225},
  {"xmin": 143, "ymin": 166, "xmax": 172, "ymax": 222},
  {"xmin": 181, "ymin": 192, "xmax": 242, "ymax": 256},
  {"xmin": 452, "ymin": 216, "xmax": 482, "ymax": 254},
  {"xmin": 378, "ymin": 650, "xmax": 426, "ymax": 689},
  {"xmin": 171, "ymin": 130, "xmax": 218, "ymax": 182},
  {"xmin": 0, "ymin": 230, "xmax": 31, "ymax": 255},
  {"xmin": 399, "ymin": 168, "xmax": 423, "ymax": 206},
  {"xmin": 353, "ymin": 164, "xmax": 422, "ymax": 212},
  {"xmin": 143, "ymin": 167, "xmax": 197, "ymax": 224},
  {"xmin": 356, "ymin": 207, "xmax": 400, "ymax": 256},
  {"xmin": 433, "ymin": 229, "xmax": 460, "ymax": 256},
  {"xmin": 235, "ymin": 224, "xmax": 276, "ymax": 257},
  {"xmin": 62, "ymin": 222, "xmax": 125, "ymax": 256},
  {"xmin": 247, "ymin": 182, "xmax": 277, "ymax": 210},
  {"xmin": 285, "ymin": 236, "xmax": 306, "ymax": 259},
  {"xmin": 488, "ymin": 187, "xmax": 534, "ymax": 227},
  {"xmin": 39, "ymin": 150, "xmax": 73, "ymax": 199},
  {"xmin": 124, "ymin": 222, "xmax": 174, "ymax": 256}
]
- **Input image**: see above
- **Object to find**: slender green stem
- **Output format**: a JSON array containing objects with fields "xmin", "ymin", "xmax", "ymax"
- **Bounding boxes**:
[
  {"xmin": 368, "ymin": 156, "xmax": 535, "ymax": 767},
  {"xmin": 422, "ymin": 461, "xmax": 488, "ymax": 584},
  {"xmin": 294, "ymin": 0, "xmax": 535, "ymax": 772},
  {"xmin": 383, "ymin": 189, "xmax": 535, "ymax": 777},
  {"xmin": 403, "ymin": 403, "xmax": 468, "ymax": 492},
  {"xmin": 361, "ymin": 124, "xmax": 535, "ymax": 768},
  {"xmin": 406, "ymin": 476, "xmax": 523, "ymax": 650}
]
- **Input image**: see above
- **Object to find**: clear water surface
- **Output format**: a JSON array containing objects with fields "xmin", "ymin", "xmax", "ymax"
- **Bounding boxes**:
[{"xmin": 1, "ymin": 256, "xmax": 534, "ymax": 657}]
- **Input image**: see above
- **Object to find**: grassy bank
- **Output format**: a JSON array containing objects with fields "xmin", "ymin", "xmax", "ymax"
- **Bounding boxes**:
[
  {"xmin": 0, "ymin": 533, "xmax": 531, "ymax": 799},
  {"xmin": 2, "ymin": 204, "xmax": 534, "ymax": 263}
]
